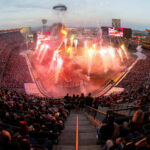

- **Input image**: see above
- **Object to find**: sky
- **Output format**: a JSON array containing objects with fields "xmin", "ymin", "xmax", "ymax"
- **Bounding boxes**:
[{"xmin": 0, "ymin": 0, "xmax": 150, "ymax": 30}]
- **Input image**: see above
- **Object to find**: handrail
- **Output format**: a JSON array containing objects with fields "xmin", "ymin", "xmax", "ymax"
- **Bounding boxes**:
[
  {"xmin": 85, "ymin": 105, "xmax": 131, "ymax": 121},
  {"xmin": 112, "ymin": 111, "xmax": 130, "ymax": 117},
  {"xmin": 109, "ymin": 104, "xmax": 139, "ymax": 117},
  {"xmin": 85, "ymin": 104, "xmax": 150, "ymax": 125},
  {"xmin": 84, "ymin": 105, "xmax": 107, "ymax": 125},
  {"xmin": 87, "ymin": 106, "xmax": 107, "ymax": 115},
  {"xmin": 110, "ymin": 103, "xmax": 138, "ymax": 108},
  {"xmin": 110, "ymin": 103, "xmax": 150, "ymax": 112},
  {"xmin": 135, "ymin": 137, "xmax": 146, "ymax": 146},
  {"xmin": 109, "ymin": 107, "xmax": 139, "ymax": 112}
]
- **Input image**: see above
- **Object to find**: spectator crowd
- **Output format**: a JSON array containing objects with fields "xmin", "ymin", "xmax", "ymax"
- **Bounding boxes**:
[
  {"xmin": 0, "ymin": 31, "xmax": 33, "ymax": 89},
  {"xmin": 0, "ymin": 31, "xmax": 150, "ymax": 150},
  {"xmin": 0, "ymin": 88, "xmax": 70, "ymax": 150}
]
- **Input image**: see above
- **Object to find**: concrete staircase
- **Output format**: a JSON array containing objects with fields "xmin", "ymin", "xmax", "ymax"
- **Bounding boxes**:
[{"xmin": 53, "ymin": 111, "xmax": 102, "ymax": 150}]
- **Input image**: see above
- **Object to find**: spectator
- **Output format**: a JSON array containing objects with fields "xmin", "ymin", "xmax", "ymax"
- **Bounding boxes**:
[
  {"xmin": 128, "ymin": 110, "xmax": 144, "ymax": 133},
  {"xmin": 0, "ymin": 130, "xmax": 12, "ymax": 150},
  {"xmin": 97, "ymin": 115, "xmax": 115, "ymax": 144}
]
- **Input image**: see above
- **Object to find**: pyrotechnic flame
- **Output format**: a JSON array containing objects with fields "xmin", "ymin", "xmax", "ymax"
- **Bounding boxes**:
[
  {"xmin": 57, "ymin": 56, "xmax": 63, "ymax": 68},
  {"xmin": 61, "ymin": 29, "xmax": 67, "ymax": 36},
  {"xmin": 64, "ymin": 38, "xmax": 68, "ymax": 50},
  {"xmin": 36, "ymin": 40, "xmax": 41, "ymax": 50},
  {"xmin": 92, "ymin": 44, "xmax": 96, "ymax": 49},
  {"xmin": 121, "ymin": 44, "xmax": 128, "ymax": 59},
  {"xmin": 74, "ymin": 39, "xmax": 78, "ymax": 47},
  {"xmin": 118, "ymin": 49, "xmax": 123, "ymax": 62},
  {"xmin": 88, "ymin": 49, "xmax": 95, "ymax": 58},
  {"xmin": 37, "ymin": 44, "xmax": 45, "ymax": 60},
  {"xmin": 34, "ymin": 34, "xmax": 130, "ymax": 89},
  {"xmin": 52, "ymin": 50, "xmax": 59, "ymax": 61},
  {"xmin": 121, "ymin": 44, "xmax": 125, "ymax": 50},
  {"xmin": 84, "ymin": 41, "xmax": 87, "ymax": 48},
  {"xmin": 40, "ymin": 44, "xmax": 49, "ymax": 63},
  {"xmin": 100, "ymin": 48, "xmax": 107, "ymax": 56},
  {"xmin": 87, "ymin": 48, "xmax": 96, "ymax": 76},
  {"xmin": 67, "ymin": 47, "xmax": 72, "ymax": 54},
  {"xmin": 74, "ymin": 39, "xmax": 78, "ymax": 54},
  {"xmin": 70, "ymin": 35, "xmax": 75, "ymax": 47},
  {"xmin": 48, "ymin": 49, "xmax": 63, "ymax": 83},
  {"xmin": 108, "ymin": 47, "xmax": 115, "ymax": 59},
  {"xmin": 55, "ymin": 55, "xmax": 63, "ymax": 83},
  {"xmin": 70, "ymin": 35, "xmax": 75, "ymax": 41},
  {"xmin": 99, "ymin": 48, "xmax": 109, "ymax": 72}
]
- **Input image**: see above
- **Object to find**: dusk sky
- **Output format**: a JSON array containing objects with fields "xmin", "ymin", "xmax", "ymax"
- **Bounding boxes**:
[{"xmin": 0, "ymin": 0, "xmax": 150, "ymax": 30}]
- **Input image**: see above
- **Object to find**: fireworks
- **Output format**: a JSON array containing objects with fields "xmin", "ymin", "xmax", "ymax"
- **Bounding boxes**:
[
  {"xmin": 34, "ymin": 31, "xmax": 129, "ymax": 84},
  {"xmin": 121, "ymin": 44, "xmax": 128, "ymax": 59}
]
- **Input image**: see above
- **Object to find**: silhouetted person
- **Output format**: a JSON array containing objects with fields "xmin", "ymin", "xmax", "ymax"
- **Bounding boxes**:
[
  {"xmin": 79, "ymin": 93, "xmax": 85, "ymax": 110},
  {"xmin": 97, "ymin": 115, "xmax": 115, "ymax": 144},
  {"xmin": 86, "ymin": 93, "xmax": 93, "ymax": 107},
  {"xmin": 0, "ymin": 130, "xmax": 12, "ymax": 150}
]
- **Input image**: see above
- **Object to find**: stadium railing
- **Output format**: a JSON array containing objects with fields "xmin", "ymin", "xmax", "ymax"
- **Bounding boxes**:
[
  {"xmin": 84, "ymin": 105, "xmax": 107, "ymax": 123},
  {"xmin": 84, "ymin": 103, "xmax": 150, "ymax": 126},
  {"xmin": 109, "ymin": 103, "xmax": 140, "ymax": 116},
  {"xmin": 109, "ymin": 103, "xmax": 138, "ymax": 110}
]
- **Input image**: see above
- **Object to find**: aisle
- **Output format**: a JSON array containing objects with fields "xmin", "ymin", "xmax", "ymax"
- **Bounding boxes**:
[{"xmin": 53, "ymin": 111, "xmax": 102, "ymax": 150}]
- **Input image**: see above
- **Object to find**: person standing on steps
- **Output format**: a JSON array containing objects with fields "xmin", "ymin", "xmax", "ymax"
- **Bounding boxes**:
[
  {"xmin": 79, "ymin": 93, "xmax": 85, "ymax": 111},
  {"xmin": 86, "ymin": 93, "xmax": 93, "ymax": 107},
  {"xmin": 75, "ymin": 95, "xmax": 79, "ymax": 113}
]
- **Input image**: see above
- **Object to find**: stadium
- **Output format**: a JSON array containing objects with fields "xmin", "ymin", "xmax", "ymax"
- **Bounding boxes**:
[{"xmin": 0, "ymin": 1, "xmax": 150, "ymax": 150}]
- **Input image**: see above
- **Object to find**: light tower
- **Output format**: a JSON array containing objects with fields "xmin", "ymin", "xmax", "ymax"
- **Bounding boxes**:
[{"xmin": 41, "ymin": 19, "xmax": 47, "ymax": 32}]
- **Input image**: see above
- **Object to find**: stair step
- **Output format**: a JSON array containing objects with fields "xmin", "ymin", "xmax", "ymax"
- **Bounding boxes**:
[
  {"xmin": 65, "ymin": 120, "xmax": 90, "ymax": 126},
  {"xmin": 64, "ymin": 125, "xmax": 95, "ymax": 132},
  {"xmin": 67, "ymin": 116, "xmax": 88, "ymax": 119},
  {"xmin": 58, "ymin": 133, "xmax": 76, "ymax": 145},
  {"xmin": 79, "ymin": 145, "xmax": 103, "ymax": 150},
  {"xmin": 53, "ymin": 145, "xmax": 75, "ymax": 150},
  {"xmin": 67, "ymin": 117, "xmax": 87, "ymax": 121},
  {"xmin": 54, "ymin": 112, "xmax": 99, "ymax": 150},
  {"xmin": 78, "ymin": 126, "xmax": 96, "ymax": 133},
  {"xmin": 79, "ymin": 132, "xmax": 97, "ymax": 145}
]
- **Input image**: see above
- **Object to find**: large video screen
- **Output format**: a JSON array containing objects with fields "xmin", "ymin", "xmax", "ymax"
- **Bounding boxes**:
[
  {"xmin": 37, "ymin": 32, "xmax": 51, "ymax": 41},
  {"xmin": 108, "ymin": 27, "xmax": 123, "ymax": 37}
]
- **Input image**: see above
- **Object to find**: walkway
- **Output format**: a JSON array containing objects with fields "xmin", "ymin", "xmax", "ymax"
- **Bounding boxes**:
[{"xmin": 53, "ymin": 111, "xmax": 102, "ymax": 150}]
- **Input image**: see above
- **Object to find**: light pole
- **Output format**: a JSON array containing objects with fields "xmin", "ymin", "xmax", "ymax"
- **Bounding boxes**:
[{"xmin": 41, "ymin": 19, "xmax": 47, "ymax": 32}]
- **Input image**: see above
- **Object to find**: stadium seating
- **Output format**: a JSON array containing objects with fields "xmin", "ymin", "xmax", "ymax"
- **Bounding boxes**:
[{"xmin": 0, "ymin": 32, "xmax": 32, "ymax": 89}]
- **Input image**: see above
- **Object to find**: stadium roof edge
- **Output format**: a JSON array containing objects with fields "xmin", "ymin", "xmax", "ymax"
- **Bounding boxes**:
[{"xmin": 0, "ymin": 28, "xmax": 21, "ymax": 33}]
